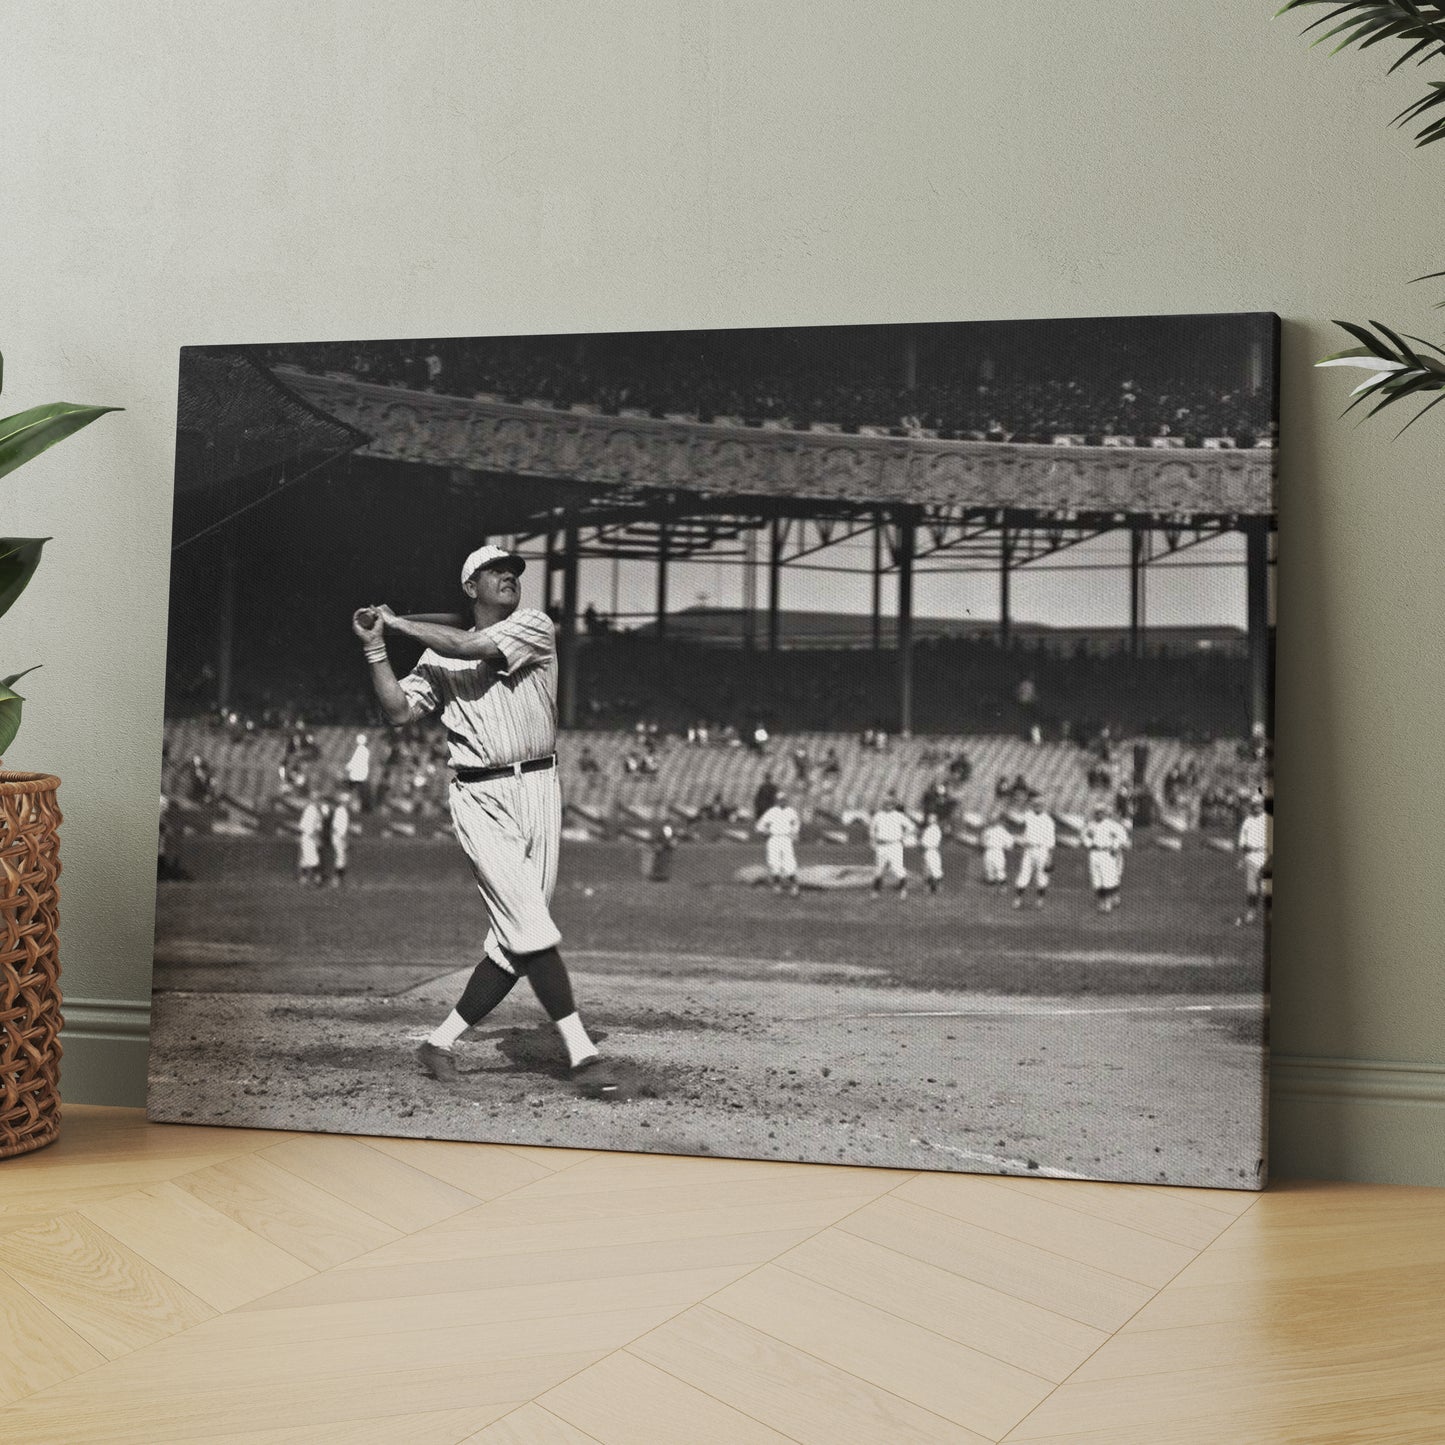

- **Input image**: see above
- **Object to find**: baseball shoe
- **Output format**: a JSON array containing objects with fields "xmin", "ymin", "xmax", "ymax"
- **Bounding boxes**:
[
  {"xmin": 415, "ymin": 1041, "xmax": 459, "ymax": 1084},
  {"xmin": 571, "ymin": 1055, "xmax": 621, "ymax": 1099}
]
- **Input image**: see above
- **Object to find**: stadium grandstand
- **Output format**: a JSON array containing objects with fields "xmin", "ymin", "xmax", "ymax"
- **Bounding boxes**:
[
  {"xmin": 163, "ymin": 317, "xmax": 1275, "ymax": 848},
  {"xmin": 249, "ymin": 317, "xmax": 1274, "ymax": 447}
]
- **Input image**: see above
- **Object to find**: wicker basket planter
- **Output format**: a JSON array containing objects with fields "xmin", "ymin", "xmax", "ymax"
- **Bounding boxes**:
[{"xmin": 0, "ymin": 771, "xmax": 63, "ymax": 1159}]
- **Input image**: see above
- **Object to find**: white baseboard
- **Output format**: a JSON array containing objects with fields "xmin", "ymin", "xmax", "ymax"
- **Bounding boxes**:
[
  {"xmin": 59, "ymin": 996, "xmax": 153, "ymax": 1108},
  {"xmin": 1269, "ymin": 1054, "xmax": 1445, "ymax": 1186},
  {"xmin": 1271, "ymin": 1054, "xmax": 1445, "ymax": 1104},
  {"xmin": 62, "ymin": 997, "xmax": 152, "ymax": 1040},
  {"xmin": 54, "ymin": 999, "xmax": 1445, "ymax": 1184}
]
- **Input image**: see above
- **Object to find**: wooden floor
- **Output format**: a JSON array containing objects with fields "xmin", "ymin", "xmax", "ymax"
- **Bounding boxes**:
[{"xmin": 1, "ymin": 1110, "xmax": 1442, "ymax": 1443}]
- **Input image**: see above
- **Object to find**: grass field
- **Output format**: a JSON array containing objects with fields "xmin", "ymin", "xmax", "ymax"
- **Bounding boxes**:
[{"xmin": 148, "ymin": 835, "xmax": 1269, "ymax": 1188}]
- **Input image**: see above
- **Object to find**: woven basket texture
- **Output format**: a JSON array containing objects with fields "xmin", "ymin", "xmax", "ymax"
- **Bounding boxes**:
[{"xmin": 0, "ymin": 772, "xmax": 62, "ymax": 1159}]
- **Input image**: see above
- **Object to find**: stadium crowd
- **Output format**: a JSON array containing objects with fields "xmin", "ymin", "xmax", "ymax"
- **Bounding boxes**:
[
  {"xmin": 570, "ymin": 633, "xmax": 1250, "ymax": 742},
  {"xmin": 258, "ymin": 337, "xmax": 1274, "ymax": 448},
  {"xmin": 170, "ymin": 631, "xmax": 1251, "ymax": 748}
]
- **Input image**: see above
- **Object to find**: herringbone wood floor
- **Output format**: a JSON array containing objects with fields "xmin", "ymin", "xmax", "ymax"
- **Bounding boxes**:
[{"xmin": 1, "ymin": 1108, "xmax": 1441, "ymax": 1443}]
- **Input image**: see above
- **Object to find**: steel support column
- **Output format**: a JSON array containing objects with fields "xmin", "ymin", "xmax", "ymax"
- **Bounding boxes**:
[
  {"xmin": 216, "ymin": 551, "xmax": 237, "ymax": 712},
  {"xmin": 1245, "ymin": 519, "xmax": 1272, "ymax": 735},
  {"xmin": 767, "ymin": 516, "xmax": 784, "ymax": 651},
  {"xmin": 999, "ymin": 518, "xmax": 1013, "ymax": 651},
  {"xmin": 559, "ymin": 520, "xmax": 580, "ymax": 728},
  {"xmin": 542, "ymin": 528, "xmax": 559, "ymax": 614},
  {"xmin": 871, "ymin": 518, "xmax": 883, "ymax": 650},
  {"xmin": 896, "ymin": 510, "xmax": 917, "ymax": 737},
  {"xmin": 741, "ymin": 524, "xmax": 757, "ymax": 650},
  {"xmin": 1129, "ymin": 526, "xmax": 1146, "ymax": 660},
  {"xmin": 656, "ymin": 522, "xmax": 670, "ymax": 640}
]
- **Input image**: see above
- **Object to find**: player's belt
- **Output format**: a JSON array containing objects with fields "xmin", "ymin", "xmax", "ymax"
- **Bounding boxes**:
[{"xmin": 453, "ymin": 755, "xmax": 556, "ymax": 784}]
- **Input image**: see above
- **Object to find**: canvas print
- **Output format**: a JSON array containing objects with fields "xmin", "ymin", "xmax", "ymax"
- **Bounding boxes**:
[{"xmin": 151, "ymin": 314, "xmax": 1276, "ymax": 1188}]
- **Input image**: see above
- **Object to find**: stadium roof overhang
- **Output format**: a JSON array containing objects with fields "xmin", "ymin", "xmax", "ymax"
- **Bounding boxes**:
[
  {"xmin": 175, "ymin": 355, "xmax": 369, "ymax": 495},
  {"xmin": 278, "ymin": 371, "xmax": 1276, "ymax": 545}
]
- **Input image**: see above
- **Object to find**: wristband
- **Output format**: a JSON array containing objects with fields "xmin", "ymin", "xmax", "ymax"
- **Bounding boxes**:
[{"xmin": 363, "ymin": 645, "xmax": 388, "ymax": 664}]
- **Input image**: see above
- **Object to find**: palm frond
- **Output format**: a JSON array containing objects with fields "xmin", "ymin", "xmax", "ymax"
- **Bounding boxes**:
[
  {"xmin": 1279, "ymin": 1, "xmax": 1445, "ymax": 143},
  {"xmin": 1316, "ymin": 319, "xmax": 1445, "ymax": 426}
]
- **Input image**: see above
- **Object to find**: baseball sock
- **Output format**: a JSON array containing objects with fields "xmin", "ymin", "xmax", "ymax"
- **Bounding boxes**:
[
  {"xmin": 426, "ymin": 958, "xmax": 520, "ymax": 1049},
  {"xmin": 426, "ymin": 1011, "xmax": 471, "ymax": 1050},
  {"xmin": 555, "ymin": 1012, "xmax": 598, "ymax": 1069},
  {"xmin": 516, "ymin": 947, "xmax": 599, "ymax": 1068}
]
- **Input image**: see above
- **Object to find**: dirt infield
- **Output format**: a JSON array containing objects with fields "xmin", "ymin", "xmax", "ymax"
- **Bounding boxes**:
[{"xmin": 148, "ymin": 836, "xmax": 1268, "ymax": 1188}]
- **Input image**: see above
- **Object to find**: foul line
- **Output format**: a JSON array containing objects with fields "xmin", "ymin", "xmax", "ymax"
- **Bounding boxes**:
[
  {"xmin": 783, "ymin": 1001, "xmax": 1266, "ymax": 1022},
  {"xmin": 910, "ymin": 1136, "xmax": 1093, "ymax": 1180}
]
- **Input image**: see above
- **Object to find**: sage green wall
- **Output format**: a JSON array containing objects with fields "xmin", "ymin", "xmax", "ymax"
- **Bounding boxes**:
[{"xmin": 6, "ymin": 1, "xmax": 1442, "ymax": 1183}]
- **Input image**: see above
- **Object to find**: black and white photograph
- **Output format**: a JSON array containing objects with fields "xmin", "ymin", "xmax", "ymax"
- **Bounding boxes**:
[{"xmin": 150, "ymin": 314, "xmax": 1276, "ymax": 1189}]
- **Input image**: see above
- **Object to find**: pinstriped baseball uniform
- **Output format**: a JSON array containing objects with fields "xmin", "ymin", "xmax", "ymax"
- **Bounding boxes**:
[{"xmin": 399, "ymin": 608, "xmax": 563, "ymax": 965}]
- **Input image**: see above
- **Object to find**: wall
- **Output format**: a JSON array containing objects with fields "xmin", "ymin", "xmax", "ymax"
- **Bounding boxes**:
[{"xmin": 4, "ymin": 0, "xmax": 1442, "ymax": 1184}]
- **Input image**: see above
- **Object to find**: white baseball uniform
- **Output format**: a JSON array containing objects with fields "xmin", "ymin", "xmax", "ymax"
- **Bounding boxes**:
[
  {"xmin": 756, "ymin": 804, "xmax": 801, "ymax": 878},
  {"xmin": 921, "ymin": 820, "xmax": 944, "ymax": 881},
  {"xmin": 298, "ymin": 802, "xmax": 325, "ymax": 872},
  {"xmin": 345, "ymin": 737, "xmax": 371, "ymax": 785},
  {"xmin": 1016, "ymin": 810, "xmax": 1057, "ymax": 888},
  {"xmin": 1238, "ymin": 811, "xmax": 1270, "ymax": 895},
  {"xmin": 400, "ymin": 608, "xmax": 562, "ymax": 967},
  {"xmin": 871, "ymin": 807, "xmax": 914, "ymax": 883},
  {"xmin": 1081, "ymin": 815, "xmax": 1130, "ymax": 891},
  {"xmin": 329, "ymin": 801, "xmax": 352, "ymax": 871},
  {"xmin": 981, "ymin": 822, "xmax": 1013, "ymax": 883}
]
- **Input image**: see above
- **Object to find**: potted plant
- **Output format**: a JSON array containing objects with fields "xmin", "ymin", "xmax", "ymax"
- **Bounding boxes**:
[{"xmin": 0, "ymin": 350, "xmax": 118, "ymax": 1158}]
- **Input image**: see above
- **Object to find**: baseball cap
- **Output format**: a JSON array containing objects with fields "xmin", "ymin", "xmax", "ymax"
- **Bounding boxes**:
[{"xmin": 460, "ymin": 544, "xmax": 526, "ymax": 586}]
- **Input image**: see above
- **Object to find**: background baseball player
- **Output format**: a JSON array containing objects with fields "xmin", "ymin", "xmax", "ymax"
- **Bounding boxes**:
[
  {"xmin": 1236, "ymin": 793, "xmax": 1271, "ymax": 925},
  {"xmin": 327, "ymin": 790, "xmax": 352, "ymax": 888},
  {"xmin": 297, "ymin": 790, "xmax": 325, "ymax": 887},
  {"xmin": 352, "ymin": 543, "xmax": 610, "ymax": 1093},
  {"xmin": 870, "ymin": 793, "xmax": 915, "ymax": 899},
  {"xmin": 344, "ymin": 731, "xmax": 372, "ymax": 812},
  {"xmin": 981, "ymin": 815, "xmax": 1014, "ymax": 889},
  {"xmin": 756, "ymin": 789, "xmax": 802, "ymax": 895},
  {"xmin": 920, "ymin": 814, "xmax": 944, "ymax": 895},
  {"xmin": 1081, "ymin": 803, "xmax": 1130, "ymax": 912},
  {"xmin": 1014, "ymin": 794, "xmax": 1057, "ymax": 909}
]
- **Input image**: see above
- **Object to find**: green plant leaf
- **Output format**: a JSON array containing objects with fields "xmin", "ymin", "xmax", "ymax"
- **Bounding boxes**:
[
  {"xmin": 1371, "ymin": 318, "xmax": 1426, "ymax": 365},
  {"xmin": 1282, "ymin": 1, "xmax": 1445, "ymax": 142},
  {"xmin": 1402, "ymin": 331, "xmax": 1445, "ymax": 359},
  {"xmin": 0, "ymin": 538, "xmax": 48, "ymax": 624},
  {"xmin": 1395, "ymin": 389, "xmax": 1445, "ymax": 433},
  {"xmin": 0, "ymin": 402, "xmax": 122, "ymax": 483},
  {"xmin": 0, "ymin": 673, "xmax": 32, "ymax": 755},
  {"xmin": 1333, "ymin": 319, "xmax": 1393, "ymax": 355}
]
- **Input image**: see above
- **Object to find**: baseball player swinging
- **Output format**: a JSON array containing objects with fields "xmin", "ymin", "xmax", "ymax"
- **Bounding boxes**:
[
  {"xmin": 1013, "ymin": 793, "xmax": 1057, "ymax": 909},
  {"xmin": 1080, "ymin": 803, "xmax": 1130, "ymax": 913},
  {"xmin": 756, "ymin": 789, "xmax": 802, "ymax": 895},
  {"xmin": 352, "ymin": 543, "xmax": 611, "ymax": 1094}
]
